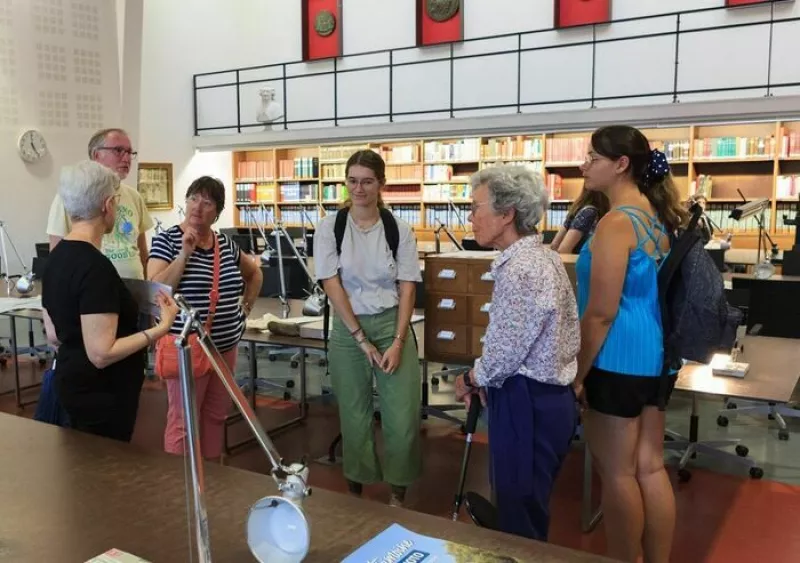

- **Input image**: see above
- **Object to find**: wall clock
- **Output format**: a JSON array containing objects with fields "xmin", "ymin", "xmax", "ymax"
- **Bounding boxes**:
[{"xmin": 17, "ymin": 129, "xmax": 48, "ymax": 163}]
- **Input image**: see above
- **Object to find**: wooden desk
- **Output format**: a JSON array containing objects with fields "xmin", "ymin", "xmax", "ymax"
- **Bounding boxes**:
[{"xmin": 0, "ymin": 413, "xmax": 610, "ymax": 562}]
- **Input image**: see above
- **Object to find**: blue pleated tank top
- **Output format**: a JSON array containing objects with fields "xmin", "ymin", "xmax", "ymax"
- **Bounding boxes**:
[{"xmin": 576, "ymin": 206, "xmax": 668, "ymax": 377}]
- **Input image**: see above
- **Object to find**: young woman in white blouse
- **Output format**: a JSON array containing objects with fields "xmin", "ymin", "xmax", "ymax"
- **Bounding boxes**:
[
  {"xmin": 314, "ymin": 150, "xmax": 422, "ymax": 508},
  {"xmin": 455, "ymin": 165, "xmax": 580, "ymax": 542}
]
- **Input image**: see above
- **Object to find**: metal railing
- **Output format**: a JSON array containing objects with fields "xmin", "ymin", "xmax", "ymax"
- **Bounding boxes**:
[{"xmin": 193, "ymin": 1, "xmax": 797, "ymax": 136}]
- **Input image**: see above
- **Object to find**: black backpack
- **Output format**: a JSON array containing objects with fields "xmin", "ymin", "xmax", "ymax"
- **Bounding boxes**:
[
  {"xmin": 322, "ymin": 207, "xmax": 400, "ymax": 360},
  {"xmin": 658, "ymin": 204, "xmax": 742, "ymax": 374}
]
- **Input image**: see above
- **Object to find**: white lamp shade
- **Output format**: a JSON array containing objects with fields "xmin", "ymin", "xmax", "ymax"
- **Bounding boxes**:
[{"xmin": 247, "ymin": 496, "xmax": 310, "ymax": 563}]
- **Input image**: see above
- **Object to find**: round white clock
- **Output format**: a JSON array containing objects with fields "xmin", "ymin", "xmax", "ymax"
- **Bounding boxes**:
[{"xmin": 17, "ymin": 129, "xmax": 48, "ymax": 163}]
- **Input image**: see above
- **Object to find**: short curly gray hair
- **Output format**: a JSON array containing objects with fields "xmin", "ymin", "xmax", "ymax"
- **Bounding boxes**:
[
  {"xmin": 470, "ymin": 165, "xmax": 549, "ymax": 235},
  {"xmin": 59, "ymin": 160, "xmax": 120, "ymax": 221}
]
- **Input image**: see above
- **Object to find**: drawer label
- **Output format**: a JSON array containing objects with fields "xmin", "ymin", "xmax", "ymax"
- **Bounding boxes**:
[
  {"xmin": 480, "ymin": 302, "xmax": 491, "ymax": 313},
  {"xmin": 437, "ymin": 298, "xmax": 456, "ymax": 310},
  {"xmin": 437, "ymin": 330, "xmax": 456, "ymax": 341},
  {"xmin": 437, "ymin": 269, "xmax": 457, "ymax": 279},
  {"xmin": 480, "ymin": 271, "xmax": 494, "ymax": 282}
]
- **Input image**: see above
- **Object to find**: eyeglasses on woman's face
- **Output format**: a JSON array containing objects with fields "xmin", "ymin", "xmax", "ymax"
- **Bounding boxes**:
[
  {"xmin": 345, "ymin": 176, "xmax": 378, "ymax": 190},
  {"xmin": 186, "ymin": 194, "xmax": 216, "ymax": 209}
]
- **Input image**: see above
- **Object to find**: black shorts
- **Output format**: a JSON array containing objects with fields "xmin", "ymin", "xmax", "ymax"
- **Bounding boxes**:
[{"xmin": 584, "ymin": 366, "xmax": 677, "ymax": 419}]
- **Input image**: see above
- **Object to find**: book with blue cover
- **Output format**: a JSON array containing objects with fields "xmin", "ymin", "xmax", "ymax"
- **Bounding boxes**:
[{"xmin": 342, "ymin": 523, "xmax": 518, "ymax": 562}]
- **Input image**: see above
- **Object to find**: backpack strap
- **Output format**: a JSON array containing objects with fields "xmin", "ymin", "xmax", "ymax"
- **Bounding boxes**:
[
  {"xmin": 379, "ymin": 207, "xmax": 400, "ymax": 261},
  {"xmin": 334, "ymin": 207, "xmax": 349, "ymax": 257}
]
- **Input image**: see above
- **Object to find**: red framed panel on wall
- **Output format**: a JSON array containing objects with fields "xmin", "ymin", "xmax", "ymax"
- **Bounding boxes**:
[
  {"xmin": 555, "ymin": 0, "xmax": 611, "ymax": 29},
  {"xmin": 302, "ymin": 0, "xmax": 342, "ymax": 61},
  {"xmin": 416, "ymin": 0, "xmax": 464, "ymax": 47}
]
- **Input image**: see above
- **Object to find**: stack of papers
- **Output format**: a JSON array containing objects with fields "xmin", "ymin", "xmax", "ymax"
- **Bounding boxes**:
[
  {"xmin": 0, "ymin": 296, "xmax": 42, "ymax": 314},
  {"xmin": 710, "ymin": 353, "xmax": 750, "ymax": 378}
]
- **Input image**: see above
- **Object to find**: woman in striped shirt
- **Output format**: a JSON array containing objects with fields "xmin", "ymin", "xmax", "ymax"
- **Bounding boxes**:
[{"xmin": 148, "ymin": 176, "xmax": 262, "ymax": 461}]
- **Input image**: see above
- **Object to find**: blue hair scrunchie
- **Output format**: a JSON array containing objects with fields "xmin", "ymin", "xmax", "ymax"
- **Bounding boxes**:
[{"xmin": 643, "ymin": 149, "xmax": 670, "ymax": 187}]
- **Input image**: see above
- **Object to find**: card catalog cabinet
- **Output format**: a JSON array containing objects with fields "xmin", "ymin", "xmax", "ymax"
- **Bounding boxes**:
[
  {"xmin": 424, "ymin": 253, "xmax": 496, "ymax": 365},
  {"xmin": 423, "ymin": 251, "xmax": 578, "ymax": 366}
]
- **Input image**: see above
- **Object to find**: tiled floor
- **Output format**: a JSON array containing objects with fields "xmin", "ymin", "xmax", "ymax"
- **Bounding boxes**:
[{"xmin": 2, "ymin": 346, "xmax": 800, "ymax": 562}]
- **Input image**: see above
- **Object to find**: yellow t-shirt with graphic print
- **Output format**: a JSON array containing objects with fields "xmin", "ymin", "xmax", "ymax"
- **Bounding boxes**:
[{"xmin": 46, "ymin": 183, "xmax": 154, "ymax": 280}]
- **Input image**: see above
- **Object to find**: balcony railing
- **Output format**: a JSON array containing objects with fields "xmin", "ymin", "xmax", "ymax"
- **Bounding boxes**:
[{"xmin": 193, "ymin": 1, "xmax": 798, "ymax": 137}]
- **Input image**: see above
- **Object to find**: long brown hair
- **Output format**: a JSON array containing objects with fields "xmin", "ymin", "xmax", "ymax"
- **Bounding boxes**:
[
  {"xmin": 344, "ymin": 149, "xmax": 386, "ymax": 209},
  {"xmin": 567, "ymin": 187, "xmax": 610, "ymax": 223},
  {"xmin": 591, "ymin": 125, "xmax": 688, "ymax": 233}
]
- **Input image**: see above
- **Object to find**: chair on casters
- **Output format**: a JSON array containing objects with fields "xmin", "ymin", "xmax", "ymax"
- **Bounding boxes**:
[{"xmin": 716, "ymin": 279, "xmax": 800, "ymax": 442}]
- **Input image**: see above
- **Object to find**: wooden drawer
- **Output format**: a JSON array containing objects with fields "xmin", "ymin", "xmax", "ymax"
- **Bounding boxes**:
[
  {"xmin": 425, "ymin": 261, "xmax": 469, "ymax": 293},
  {"xmin": 471, "ymin": 326, "xmax": 487, "ymax": 357},
  {"xmin": 467, "ymin": 263, "xmax": 495, "ymax": 294},
  {"xmin": 468, "ymin": 295, "xmax": 492, "ymax": 327},
  {"xmin": 425, "ymin": 324, "xmax": 468, "ymax": 358},
  {"xmin": 425, "ymin": 293, "xmax": 468, "ymax": 325}
]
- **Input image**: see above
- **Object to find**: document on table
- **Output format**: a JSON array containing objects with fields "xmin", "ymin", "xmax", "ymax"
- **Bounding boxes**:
[
  {"xmin": 0, "ymin": 296, "xmax": 42, "ymax": 314},
  {"xmin": 85, "ymin": 549, "xmax": 151, "ymax": 563}
]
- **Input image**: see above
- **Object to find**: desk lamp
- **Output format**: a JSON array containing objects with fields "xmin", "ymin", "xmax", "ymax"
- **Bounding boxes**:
[
  {"xmin": 173, "ymin": 294, "xmax": 311, "ymax": 562},
  {"xmin": 434, "ymin": 201, "xmax": 468, "ymax": 253},
  {"xmin": 729, "ymin": 192, "xmax": 775, "ymax": 279},
  {"xmin": 0, "ymin": 220, "xmax": 35, "ymax": 295}
]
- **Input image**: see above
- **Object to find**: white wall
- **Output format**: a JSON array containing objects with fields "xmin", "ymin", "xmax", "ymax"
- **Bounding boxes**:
[
  {"xmin": 139, "ymin": 0, "xmax": 800, "ymax": 230},
  {"xmin": 0, "ymin": 0, "xmax": 121, "ymax": 269}
]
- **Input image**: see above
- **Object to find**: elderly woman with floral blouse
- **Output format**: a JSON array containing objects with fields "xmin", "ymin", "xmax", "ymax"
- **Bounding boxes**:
[{"xmin": 455, "ymin": 165, "xmax": 580, "ymax": 542}]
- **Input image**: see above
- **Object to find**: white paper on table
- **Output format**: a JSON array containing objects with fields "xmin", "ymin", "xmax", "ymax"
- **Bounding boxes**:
[{"xmin": 0, "ymin": 296, "xmax": 43, "ymax": 314}]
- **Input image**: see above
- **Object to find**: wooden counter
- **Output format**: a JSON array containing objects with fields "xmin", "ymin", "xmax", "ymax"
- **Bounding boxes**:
[{"xmin": 0, "ymin": 413, "xmax": 611, "ymax": 562}]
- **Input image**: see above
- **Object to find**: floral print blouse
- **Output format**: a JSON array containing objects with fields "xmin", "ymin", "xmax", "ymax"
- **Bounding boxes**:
[{"xmin": 474, "ymin": 235, "xmax": 580, "ymax": 389}]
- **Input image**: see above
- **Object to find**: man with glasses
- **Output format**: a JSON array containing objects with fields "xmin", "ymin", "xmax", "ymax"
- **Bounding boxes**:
[{"xmin": 47, "ymin": 128, "xmax": 154, "ymax": 279}]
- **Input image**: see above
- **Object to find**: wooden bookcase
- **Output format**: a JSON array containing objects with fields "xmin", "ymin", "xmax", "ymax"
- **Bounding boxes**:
[{"xmin": 231, "ymin": 120, "xmax": 800, "ymax": 249}]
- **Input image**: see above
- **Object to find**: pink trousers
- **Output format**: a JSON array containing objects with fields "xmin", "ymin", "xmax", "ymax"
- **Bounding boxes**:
[{"xmin": 164, "ymin": 348, "xmax": 238, "ymax": 459}]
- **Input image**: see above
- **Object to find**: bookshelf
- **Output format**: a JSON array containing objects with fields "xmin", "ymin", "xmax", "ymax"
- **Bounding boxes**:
[{"xmin": 230, "ymin": 120, "xmax": 800, "ymax": 249}]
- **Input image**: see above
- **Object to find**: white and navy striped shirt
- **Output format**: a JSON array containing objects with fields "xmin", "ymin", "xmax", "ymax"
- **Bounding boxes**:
[{"xmin": 150, "ymin": 226, "xmax": 245, "ymax": 352}]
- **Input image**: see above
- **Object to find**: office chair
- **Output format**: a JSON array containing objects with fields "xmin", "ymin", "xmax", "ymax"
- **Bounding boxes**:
[{"xmin": 716, "ymin": 277, "xmax": 800, "ymax": 440}]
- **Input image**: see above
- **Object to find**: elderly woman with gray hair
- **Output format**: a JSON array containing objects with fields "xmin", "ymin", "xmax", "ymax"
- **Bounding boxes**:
[
  {"xmin": 454, "ymin": 165, "xmax": 580, "ymax": 542},
  {"xmin": 42, "ymin": 160, "xmax": 178, "ymax": 442}
]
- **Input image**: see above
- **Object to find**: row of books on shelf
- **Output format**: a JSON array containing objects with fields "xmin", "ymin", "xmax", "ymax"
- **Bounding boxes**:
[
  {"xmin": 422, "ymin": 183, "xmax": 472, "ymax": 201},
  {"xmin": 322, "ymin": 183, "xmax": 347, "ymax": 201},
  {"xmin": 423, "ymin": 138, "xmax": 481, "ymax": 162},
  {"xmin": 425, "ymin": 204, "xmax": 471, "ymax": 229},
  {"xmin": 781, "ymin": 130, "xmax": 800, "ymax": 158},
  {"xmin": 547, "ymin": 204, "xmax": 571, "ymax": 229},
  {"xmin": 483, "ymin": 136, "xmax": 543, "ymax": 160},
  {"xmin": 383, "ymin": 186, "xmax": 421, "ymax": 202},
  {"xmin": 776, "ymin": 202, "xmax": 799, "ymax": 233},
  {"xmin": 320, "ymin": 163, "xmax": 345, "ymax": 179},
  {"xmin": 376, "ymin": 144, "xmax": 419, "ymax": 164},
  {"xmin": 424, "ymin": 164, "xmax": 472, "ymax": 182},
  {"xmin": 278, "ymin": 158, "xmax": 318, "ymax": 179},
  {"xmin": 386, "ymin": 205, "xmax": 422, "ymax": 226},
  {"xmin": 777, "ymin": 175, "xmax": 800, "ymax": 199},
  {"xmin": 545, "ymin": 137, "xmax": 588, "ymax": 164},
  {"xmin": 693, "ymin": 136, "xmax": 775, "ymax": 160},
  {"xmin": 319, "ymin": 145, "xmax": 363, "ymax": 161},
  {"xmin": 236, "ymin": 160, "xmax": 272, "ymax": 181},
  {"xmin": 279, "ymin": 183, "xmax": 318, "ymax": 202},
  {"xmin": 657, "ymin": 140, "xmax": 691, "ymax": 162},
  {"xmin": 277, "ymin": 206, "xmax": 320, "ymax": 226},
  {"xmin": 236, "ymin": 183, "xmax": 275, "ymax": 203},
  {"xmin": 483, "ymin": 160, "xmax": 543, "ymax": 174}
]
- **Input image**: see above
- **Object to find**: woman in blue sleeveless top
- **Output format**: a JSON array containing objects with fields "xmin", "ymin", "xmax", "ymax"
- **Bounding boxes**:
[{"xmin": 573, "ymin": 126, "xmax": 687, "ymax": 563}]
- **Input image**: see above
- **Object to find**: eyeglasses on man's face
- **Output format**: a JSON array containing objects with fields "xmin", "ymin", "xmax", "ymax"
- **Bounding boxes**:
[
  {"xmin": 97, "ymin": 146, "xmax": 138, "ymax": 159},
  {"xmin": 470, "ymin": 200, "xmax": 490, "ymax": 214}
]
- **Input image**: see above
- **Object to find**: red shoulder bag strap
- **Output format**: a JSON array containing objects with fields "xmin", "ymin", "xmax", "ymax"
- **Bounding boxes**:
[{"xmin": 205, "ymin": 233, "xmax": 221, "ymax": 332}]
